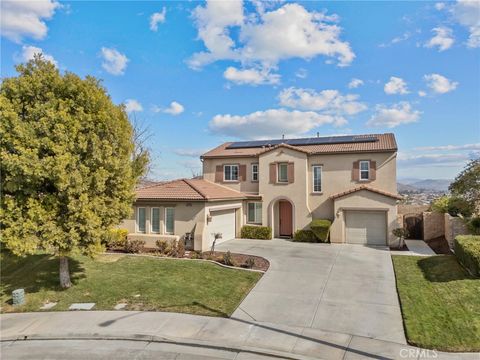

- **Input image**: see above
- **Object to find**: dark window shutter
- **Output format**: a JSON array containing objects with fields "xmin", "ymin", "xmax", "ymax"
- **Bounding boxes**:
[
  {"xmin": 215, "ymin": 165, "xmax": 223, "ymax": 182},
  {"xmin": 352, "ymin": 161, "xmax": 359, "ymax": 181},
  {"xmin": 287, "ymin": 162, "xmax": 295, "ymax": 183},
  {"xmin": 370, "ymin": 161, "xmax": 376, "ymax": 180},
  {"xmin": 239, "ymin": 164, "xmax": 247, "ymax": 181},
  {"xmin": 269, "ymin": 163, "xmax": 276, "ymax": 183}
]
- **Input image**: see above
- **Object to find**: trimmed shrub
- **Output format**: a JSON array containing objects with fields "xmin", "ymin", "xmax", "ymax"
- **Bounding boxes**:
[
  {"xmin": 468, "ymin": 217, "xmax": 480, "ymax": 235},
  {"xmin": 125, "ymin": 239, "xmax": 145, "ymax": 254},
  {"xmin": 222, "ymin": 251, "xmax": 236, "ymax": 266},
  {"xmin": 104, "ymin": 228, "xmax": 128, "ymax": 249},
  {"xmin": 293, "ymin": 229, "xmax": 318, "ymax": 243},
  {"xmin": 155, "ymin": 239, "xmax": 170, "ymax": 255},
  {"xmin": 176, "ymin": 239, "xmax": 186, "ymax": 258},
  {"xmin": 244, "ymin": 257, "xmax": 255, "ymax": 269},
  {"xmin": 454, "ymin": 235, "xmax": 480, "ymax": 277},
  {"xmin": 431, "ymin": 196, "xmax": 474, "ymax": 217},
  {"xmin": 310, "ymin": 219, "xmax": 331, "ymax": 242},
  {"xmin": 240, "ymin": 225, "xmax": 272, "ymax": 240}
]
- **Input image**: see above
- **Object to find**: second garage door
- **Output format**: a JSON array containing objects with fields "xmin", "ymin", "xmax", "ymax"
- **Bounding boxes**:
[
  {"xmin": 345, "ymin": 211, "xmax": 387, "ymax": 245},
  {"xmin": 206, "ymin": 209, "xmax": 236, "ymax": 249}
]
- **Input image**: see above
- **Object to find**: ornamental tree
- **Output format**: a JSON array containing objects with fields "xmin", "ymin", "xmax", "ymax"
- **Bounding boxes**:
[
  {"xmin": 0, "ymin": 56, "xmax": 148, "ymax": 288},
  {"xmin": 449, "ymin": 158, "xmax": 480, "ymax": 215}
]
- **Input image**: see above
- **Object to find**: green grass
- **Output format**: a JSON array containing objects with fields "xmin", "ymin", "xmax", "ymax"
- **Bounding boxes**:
[
  {"xmin": 1, "ymin": 252, "xmax": 262, "ymax": 317},
  {"xmin": 392, "ymin": 255, "xmax": 480, "ymax": 352}
]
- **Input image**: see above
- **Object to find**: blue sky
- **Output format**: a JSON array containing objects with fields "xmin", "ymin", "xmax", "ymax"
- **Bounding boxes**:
[{"xmin": 1, "ymin": 0, "xmax": 479, "ymax": 181}]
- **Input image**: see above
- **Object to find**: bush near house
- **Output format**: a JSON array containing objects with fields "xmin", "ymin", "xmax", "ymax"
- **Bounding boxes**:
[
  {"xmin": 454, "ymin": 235, "xmax": 480, "ymax": 277},
  {"xmin": 468, "ymin": 217, "xmax": 480, "ymax": 235},
  {"xmin": 125, "ymin": 239, "xmax": 146, "ymax": 254},
  {"xmin": 104, "ymin": 229, "xmax": 128, "ymax": 249},
  {"xmin": 310, "ymin": 219, "xmax": 331, "ymax": 242},
  {"xmin": 293, "ymin": 230, "xmax": 318, "ymax": 243},
  {"xmin": 431, "ymin": 195, "xmax": 474, "ymax": 218},
  {"xmin": 240, "ymin": 225, "xmax": 272, "ymax": 240}
]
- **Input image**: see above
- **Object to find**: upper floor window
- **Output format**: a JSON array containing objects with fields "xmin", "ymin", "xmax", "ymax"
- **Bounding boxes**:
[
  {"xmin": 165, "ymin": 207, "xmax": 175, "ymax": 234},
  {"xmin": 359, "ymin": 161, "xmax": 370, "ymax": 180},
  {"xmin": 312, "ymin": 166, "xmax": 322, "ymax": 193},
  {"xmin": 137, "ymin": 207, "xmax": 146, "ymax": 233},
  {"xmin": 247, "ymin": 202, "xmax": 262, "ymax": 224},
  {"xmin": 251, "ymin": 163, "xmax": 259, "ymax": 181},
  {"xmin": 278, "ymin": 163, "xmax": 288, "ymax": 183},
  {"xmin": 224, "ymin": 164, "xmax": 239, "ymax": 181},
  {"xmin": 151, "ymin": 207, "xmax": 160, "ymax": 233}
]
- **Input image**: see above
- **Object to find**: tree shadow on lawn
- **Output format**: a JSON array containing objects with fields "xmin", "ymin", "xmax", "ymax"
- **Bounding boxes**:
[
  {"xmin": 417, "ymin": 255, "xmax": 474, "ymax": 283},
  {"xmin": 1, "ymin": 252, "xmax": 85, "ymax": 301}
]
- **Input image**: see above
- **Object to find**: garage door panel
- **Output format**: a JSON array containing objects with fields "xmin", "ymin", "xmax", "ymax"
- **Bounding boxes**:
[
  {"xmin": 346, "ymin": 211, "xmax": 386, "ymax": 245},
  {"xmin": 206, "ymin": 209, "xmax": 236, "ymax": 249}
]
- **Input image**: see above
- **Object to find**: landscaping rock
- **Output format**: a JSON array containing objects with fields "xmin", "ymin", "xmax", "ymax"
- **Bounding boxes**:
[
  {"xmin": 114, "ymin": 303, "xmax": 127, "ymax": 310},
  {"xmin": 40, "ymin": 302, "xmax": 57, "ymax": 310},
  {"xmin": 68, "ymin": 303, "xmax": 95, "ymax": 310}
]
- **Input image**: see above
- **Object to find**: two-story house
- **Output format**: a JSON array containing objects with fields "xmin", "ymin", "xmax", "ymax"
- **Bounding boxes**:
[{"xmin": 122, "ymin": 133, "xmax": 401, "ymax": 251}]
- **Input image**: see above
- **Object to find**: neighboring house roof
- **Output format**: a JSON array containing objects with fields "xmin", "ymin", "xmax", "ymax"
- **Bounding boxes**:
[
  {"xmin": 201, "ymin": 133, "xmax": 397, "ymax": 159},
  {"xmin": 135, "ymin": 178, "xmax": 247, "ymax": 201},
  {"xmin": 136, "ymin": 179, "xmax": 166, "ymax": 189},
  {"xmin": 329, "ymin": 185, "xmax": 403, "ymax": 200}
]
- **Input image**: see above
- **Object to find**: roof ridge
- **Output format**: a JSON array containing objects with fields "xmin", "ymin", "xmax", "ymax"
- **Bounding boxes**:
[
  {"xmin": 183, "ymin": 178, "xmax": 208, "ymax": 200},
  {"xmin": 330, "ymin": 184, "xmax": 402, "ymax": 200}
]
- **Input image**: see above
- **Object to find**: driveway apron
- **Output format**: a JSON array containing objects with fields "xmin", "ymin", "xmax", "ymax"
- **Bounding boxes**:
[{"xmin": 216, "ymin": 239, "xmax": 406, "ymax": 344}]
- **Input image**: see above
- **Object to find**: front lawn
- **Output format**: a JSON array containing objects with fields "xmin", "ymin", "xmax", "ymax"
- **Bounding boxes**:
[
  {"xmin": 1, "ymin": 252, "xmax": 261, "ymax": 316},
  {"xmin": 392, "ymin": 255, "xmax": 480, "ymax": 352}
]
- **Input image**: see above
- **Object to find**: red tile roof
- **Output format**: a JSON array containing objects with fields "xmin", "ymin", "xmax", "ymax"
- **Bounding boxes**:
[
  {"xmin": 201, "ymin": 133, "xmax": 397, "ymax": 159},
  {"xmin": 135, "ymin": 178, "xmax": 247, "ymax": 201},
  {"xmin": 329, "ymin": 185, "xmax": 403, "ymax": 200}
]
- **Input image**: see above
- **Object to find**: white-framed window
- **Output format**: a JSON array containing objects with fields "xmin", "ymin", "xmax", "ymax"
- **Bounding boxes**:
[
  {"xmin": 277, "ymin": 163, "xmax": 288, "ymax": 183},
  {"xmin": 165, "ymin": 207, "xmax": 175, "ymax": 234},
  {"xmin": 359, "ymin": 160, "xmax": 370, "ymax": 181},
  {"xmin": 224, "ymin": 164, "xmax": 239, "ymax": 181},
  {"xmin": 251, "ymin": 163, "xmax": 259, "ymax": 181},
  {"xmin": 151, "ymin": 207, "xmax": 160, "ymax": 233},
  {"xmin": 312, "ymin": 165, "xmax": 322, "ymax": 193},
  {"xmin": 137, "ymin": 207, "xmax": 146, "ymax": 233},
  {"xmin": 247, "ymin": 202, "xmax": 262, "ymax": 224}
]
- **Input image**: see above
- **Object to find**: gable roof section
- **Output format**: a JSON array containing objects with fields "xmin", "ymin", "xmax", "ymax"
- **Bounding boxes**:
[
  {"xmin": 201, "ymin": 133, "xmax": 397, "ymax": 159},
  {"xmin": 329, "ymin": 185, "xmax": 403, "ymax": 200},
  {"xmin": 135, "ymin": 178, "xmax": 247, "ymax": 201}
]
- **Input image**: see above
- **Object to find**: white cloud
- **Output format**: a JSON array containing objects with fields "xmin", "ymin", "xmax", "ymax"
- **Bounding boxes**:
[
  {"xmin": 384, "ymin": 76, "xmax": 409, "ymax": 95},
  {"xmin": 154, "ymin": 101, "xmax": 185, "ymax": 115},
  {"xmin": 452, "ymin": 0, "xmax": 480, "ymax": 48},
  {"xmin": 397, "ymin": 152, "xmax": 471, "ymax": 167},
  {"xmin": 435, "ymin": 2, "xmax": 446, "ymax": 11},
  {"xmin": 379, "ymin": 31, "xmax": 412, "ymax": 47},
  {"xmin": 209, "ymin": 109, "xmax": 346, "ymax": 139},
  {"xmin": 278, "ymin": 87, "xmax": 367, "ymax": 117},
  {"xmin": 174, "ymin": 148, "xmax": 207, "ymax": 157},
  {"xmin": 415, "ymin": 143, "xmax": 480, "ymax": 151},
  {"xmin": 150, "ymin": 8, "xmax": 166, "ymax": 32},
  {"xmin": 425, "ymin": 26, "xmax": 455, "ymax": 51},
  {"xmin": 367, "ymin": 102, "xmax": 421, "ymax": 128},
  {"xmin": 295, "ymin": 68, "xmax": 308, "ymax": 79},
  {"xmin": 100, "ymin": 47, "xmax": 129, "ymax": 75},
  {"xmin": 424, "ymin": 73, "xmax": 458, "ymax": 94},
  {"xmin": 17, "ymin": 45, "xmax": 57, "ymax": 66},
  {"xmin": 188, "ymin": 1, "xmax": 354, "ymax": 74},
  {"xmin": 0, "ymin": 0, "xmax": 59, "ymax": 42},
  {"xmin": 348, "ymin": 78, "xmax": 364, "ymax": 89},
  {"xmin": 224, "ymin": 66, "xmax": 280, "ymax": 85},
  {"xmin": 418, "ymin": 90, "xmax": 427, "ymax": 97},
  {"xmin": 124, "ymin": 99, "xmax": 143, "ymax": 113}
]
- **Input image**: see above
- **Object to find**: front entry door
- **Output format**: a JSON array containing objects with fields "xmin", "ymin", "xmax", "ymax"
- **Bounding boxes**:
[{"xmin": 279, "ymin": 201, "xmax": 293, "ymax": 237}]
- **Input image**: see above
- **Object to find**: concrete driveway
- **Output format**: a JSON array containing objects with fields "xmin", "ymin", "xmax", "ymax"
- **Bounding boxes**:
[{"xmin": 216, "ymin": 239, "xmax": 406, "ymax": 344}]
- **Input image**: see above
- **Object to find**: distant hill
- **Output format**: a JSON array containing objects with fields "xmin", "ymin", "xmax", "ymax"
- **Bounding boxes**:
[{"xmin": 397, "ymin": 179, "xmax": 452, "ymax": 194}]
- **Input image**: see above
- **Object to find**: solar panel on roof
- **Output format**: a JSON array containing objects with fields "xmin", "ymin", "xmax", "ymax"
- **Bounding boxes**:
[{"xmin": 226, "ymin": 135, "xmax": 378, "ymax": 149}]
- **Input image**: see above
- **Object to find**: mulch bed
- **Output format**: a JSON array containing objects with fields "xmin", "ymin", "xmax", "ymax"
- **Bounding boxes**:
[
  {"xmin": 107, "ymin": 248, "xmax": 269, "ymax": 272},
  {"xmin": 424, "ymin": 236, "xmax": 453, "ymax": 255}
]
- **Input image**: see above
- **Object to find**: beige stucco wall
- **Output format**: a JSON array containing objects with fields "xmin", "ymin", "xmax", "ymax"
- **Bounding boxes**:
[
  {"xmin": 444, "ymin": 213, "xmax": 470, "ymax": 247},
  {"xmin": 423, "ymin": 212, "xmax": 445, "ymax": 240},
  {"xmin": 331, "ymin": 190, "xmax": 398, "ymax": 245},
  {"xmin": 202, "ymin": 157, "xmax": 260, "ymax": 194}
]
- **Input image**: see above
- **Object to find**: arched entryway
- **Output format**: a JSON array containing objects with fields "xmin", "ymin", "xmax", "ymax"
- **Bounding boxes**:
[{"xmin": 269, "ymin": 197, "xmax": 295, "ymax": 238}]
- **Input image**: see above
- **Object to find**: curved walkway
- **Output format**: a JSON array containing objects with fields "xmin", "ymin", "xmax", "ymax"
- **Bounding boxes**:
[{"xmin": 217, "ymin": 239, "xmax": 405, "ymax": 344}]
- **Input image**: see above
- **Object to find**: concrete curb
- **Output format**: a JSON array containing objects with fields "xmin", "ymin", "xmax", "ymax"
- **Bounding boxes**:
[{"xmin": 0, "ymin": 333, "xmax": 318, "ymax": 360}]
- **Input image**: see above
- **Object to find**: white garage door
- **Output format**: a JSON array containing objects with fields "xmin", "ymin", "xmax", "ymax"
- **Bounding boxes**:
[
  {"xmin": 207, "ymin": 209, "xmax": 236, "ymax": 249},
  {"xmin": 345, "ymin": 211, "xmax": 387, "ymax": 245}
]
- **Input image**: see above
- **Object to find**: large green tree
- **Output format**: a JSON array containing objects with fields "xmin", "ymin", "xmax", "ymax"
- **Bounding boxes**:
[
  {"xmin": 0, "ymin": 57, "xmax": 148, "ymax": 288},
  {"xmin": 449, "ymin": 158, "xmax": 480, "ymax": 214}
]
